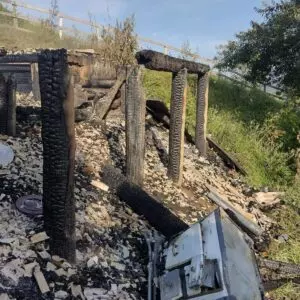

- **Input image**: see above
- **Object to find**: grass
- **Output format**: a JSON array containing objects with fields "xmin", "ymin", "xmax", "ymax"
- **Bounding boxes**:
[{"xmin": 143, "ymin": 69, "xmax": 300, "ymax": 299}]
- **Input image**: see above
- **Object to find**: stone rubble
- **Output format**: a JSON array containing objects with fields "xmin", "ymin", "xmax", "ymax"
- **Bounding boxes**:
[{"xmin": 0, "ymin": 92, "xmax": 275, "ymax": 299}]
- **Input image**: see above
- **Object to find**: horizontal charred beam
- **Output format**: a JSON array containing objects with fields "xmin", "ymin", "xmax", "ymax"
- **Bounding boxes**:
[
  {"xmin": 136, "ymin": 50, "xmax": 210, "ymax": 74},
  {"xmin": 102, "ymin": 165, "xmax": 189, "ymax": 238}
]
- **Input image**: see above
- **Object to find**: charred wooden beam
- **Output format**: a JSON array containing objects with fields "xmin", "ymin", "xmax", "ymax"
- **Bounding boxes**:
[
  {"xmin": 125, "ymin": 66, "xmax": 146, "ymax": 186},
  {"xmin": 195, "ymin": 72, "xmax": 209, "ymax": 156},
  {"xmin": 0, "ymin": 53, "xmax": 38, "ymax": 63},
  {"xmin": 168, "ymin": 68, "xmax": 187, "ymax": 185},
  {"xmin": 136, "ymin": 50, "xmax": 210, "ymax": 74},
  {"xmin": 259, "ymin": 258, "xmax": 300, "ymax": 275},
  {"xmin": 102, "ymin": 165, "xmax": 189, "ymax": 238},
  {"xmin": 38, "ymin": 49, "xmax": 76, "ymax": 263},
  {"xmin": 6, "ymin": 76, "xmax": 16, "ymax": 136},
  {"xmin": 82, "ymin": 79, "xmax": 116, "ymax": 89}
]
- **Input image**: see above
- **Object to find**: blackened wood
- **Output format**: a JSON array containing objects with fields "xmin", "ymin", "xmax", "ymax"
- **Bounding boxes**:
[
  {"xmin": 0, "ymin": 53, "xmax": 38, "ymax": 63},
  {"xmin": 259, "ymin": 258, "xmax": 300, "ymax": 275},
  {"xmin": 0, "ymin": 74, "xmax": 8, "ymax": 134},
  {"xmin": 92, "ymin": 70, "xmax": 128, "ymax": 122},
  {"xmin": 146, "ymin": 100, "xmax": 247, "ymax": 175},
  {"xmin": 136, "ymin": 50, "xmax": 210, "ymax": 74},
  {"xmin": 168, "ymin": 68, "xmax": 187, "ymax": 185},
  {"xmin": 82, "ymin": 79, "xmax": 116, "ymax": 89},
  {"xmin": 38, "ymin": 49, "xmax": 76, "ymax": 263},
  {"xmin": 102, "ymin": 165, "xmax": 189, "ymax": 238},
  {"xmin": 195, "ymin": 72, "xmax": 209, "ymax": 156},
  {"xmin": 125, "ymin": 66, "xmax": 146, "ymax": 186},
  {"xmin": 6, "ymin": 76, "xmax": 16, "ymax": 136}
]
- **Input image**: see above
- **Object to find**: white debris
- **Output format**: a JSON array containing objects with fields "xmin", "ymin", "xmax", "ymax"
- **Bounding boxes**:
[
  {"xmin": 0, "ymin": 259, "xmax": 25, "ymax": 285},
  {"xmin": 30, "ymin": 231, "xmax": 49, "ymax": 243},
  {"xmin": 111, "ymin": 262, "xmax": 126, "ymax": 271},
  {"xmin": 54, "ymin": 290, "xmax": 68, "ymax": 299},
  {"xmin": 46, "ymin": 262, "xmax": 57, "ymax": 272},
  {"xmin": 0, "ymin": 294, "xmax": 9, "ymax": 300},
  {"xmin": 84, "ymin": 288, "xmax": 110, "ymax": 299},
  {"xmin": 55, "ymin": 268, "xmax": 68, "ymax": 277},
  {"xmin": 38, "ymin": 250, "xmax": 51, "ymax": 260},
  {"xmin": 33, "ymin": 266, "xmax": 50, "ymax": 294},
  {"xmin": 87, "ymin": 256, "xmax": 98, "ymax": 268},
  {"xmin": 91, "ymin": 180, "xmax": 109, "ymax": 192},
  {"xmin": 70, "ymin": 283, "xmax": 84, "ymax": 299},
  {"xmin": 24, "ymin": 261, "xmax": 38, "ymax": 277},
  {"xmin": 0, "ymin": 143, "xmax": 14, "ymax": 167}
]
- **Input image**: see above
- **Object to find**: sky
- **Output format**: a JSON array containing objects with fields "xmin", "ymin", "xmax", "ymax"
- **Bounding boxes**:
[{"xmin": 17, "ymin": 0, "xmax": 271, "ymax": 59}]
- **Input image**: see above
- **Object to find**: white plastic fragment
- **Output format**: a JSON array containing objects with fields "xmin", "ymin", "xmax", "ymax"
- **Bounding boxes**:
[{"xmin": 91, "ymin": 180, "xmax": 109, "ymax": 192}]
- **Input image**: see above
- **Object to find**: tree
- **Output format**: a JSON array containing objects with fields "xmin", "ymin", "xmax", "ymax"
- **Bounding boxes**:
[
  {"xmin": 48, "ymin": 0, "xmax": 59, "ymax": 30},
  {"xmin": 218, "ymin": 0, "xmax": 300, "ymax": 97}
]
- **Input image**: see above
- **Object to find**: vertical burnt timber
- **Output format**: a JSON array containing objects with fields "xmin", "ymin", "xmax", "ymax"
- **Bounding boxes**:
[
  {"xmin": 125, "ymin": 66, "xmax": 146, "ymax": 186},
  {"xmin": 195, "ymin": 72, "xmax": 209, "ymax": 156},
  {"xmin": 7, "ymin": 76, "xmax": 16, "ymax": 136},
  {"xmin": 168, "ymin": 68, "xmax": 187, "ymax": 186},
  {"xmin": 0, "ymin": 74, "xmax": 8, "ymax": 134},
  {"xmin": 0, "ymin": 75, "xmax": 16, "ymax": 136},
  {"xmin": 38, "ymin": 49, "xmax": 76, "ymax": 263}
]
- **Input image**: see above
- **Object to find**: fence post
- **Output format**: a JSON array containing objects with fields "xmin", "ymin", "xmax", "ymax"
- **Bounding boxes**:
[
  {"xmin": 12, "ymin": 1, "xmax": 18, "ymax": 28},
  {"xmin": 7, "ymin": 76, "xmax": 16, "ymax": 136},
  {"xmin": 168, "ymin": 68, "xmax": 187, "ymax": 186},
  {"xmin": 125, "ymin": 66, "xmax": 146, "ymax": 186},
  {"xmin": 38, "ymin": 49, "xmax": 76, "ymax": 263},
  {"xmin": 195, "ymin": 72, "xmax": 209, "ymax": 156},
  {"xmin": 58, "ymin": 16, "xmax": 63, "ymax": 39}
]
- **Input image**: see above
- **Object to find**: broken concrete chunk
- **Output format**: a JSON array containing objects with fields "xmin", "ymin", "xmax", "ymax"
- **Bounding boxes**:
[
  {"xmin": 38, "ymin": 250, "xmax": 51, "ymax": 260},
  {"xmin": 0, "ymin": 238, "xmax": 16, "ymax": 245},
  {"xmin": 111, "ymin": 262, "xmax": 126, "ymax": 271},
  {"xmin": 54, "ymin": 290, "xmax": 68, "ymax": 299},
  {"xmin": 55, "ymin": 268, "xmax": 68, "ymax": 277},
  {"xmin": 34, "ymin": 266, "xmax": 50, "ymax": 294},
  {"xmin": 84, "ymin": 288, "xmax": 109, "ymax": 299},
  {"xmin": 46, "ymin": 262, "xmax": 57, "ymax": 272},
  {"xmin": 91, "ymin": 180, "xmax": 109, "ymax": 192},
  {"xmin": 70, "ymin": 283, "xmax": 84, "ymax": 299},
  {"xmin": 0, "ymin": 258, "xmax": 25, "ymax": 285},
  {"xmin": 30, "ymin": 232, "xmax": 49, "ymax": 243},
  {"xmin": 24, "ymin": 261, "xmax": 38, "ymax": 277},
  {"xmin": 0, "ymin": 294, "xmax": 9, "ymax": 300},
  {"xmin": 87, "ymin": 256, "xmax": 98, "ymax": 268}
]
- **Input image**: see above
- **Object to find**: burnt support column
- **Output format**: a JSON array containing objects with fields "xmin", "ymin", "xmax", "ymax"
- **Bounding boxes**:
[
  {"xmin": 38, "ymin": 49, "xmax": 76, "ymax": 263},
  {"xmin": 195, "ymin": 72, "xmax": 209, "ymax": 156},
  {"xmin": 0, "ymin": 74, "xmax": 8, "ymax": 135},
  {"xmin": 168, "ymin": 68, "xmax": 187, "ymax": 186},
  {"xmin": 125, "ymin": 66, "xmax": 146, "ymax": 186},
  {"xmin": 0, "ymin": 75, "xmax": 16, "ymax": 136}
]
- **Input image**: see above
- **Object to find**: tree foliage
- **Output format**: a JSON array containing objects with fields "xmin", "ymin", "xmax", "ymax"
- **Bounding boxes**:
[{"xmin": 218, "ymin": 0, "xmax": 300, "ymax": 96}]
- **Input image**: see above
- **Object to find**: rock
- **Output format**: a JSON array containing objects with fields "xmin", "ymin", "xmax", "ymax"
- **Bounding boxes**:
[
  {"xmin": 55, "ymin": 268, "xmax": 68, "ymax": 277},
  {"xmin": 1, "ymin": 258, "xmax": 25, "ymax": 285},
  {"xmin": 46, "ymin": 262, "xmax": 57, "ymax": 272},
  {"xmin": 33, "ymin": 265, "xmax": 50, "ymax": 294},
  {"xmin": 54, "ymin": 290, "xmax": 68, "ymax": 299},
  {"xmin": 254, "ymin": 192, "xmax": 284, "ymax": 208},
  {"xmin": 277, "ymin": 233, "xmax": 289, "ymax": 243},
  {"xmin": 70, "ymin": 283, "xmax": 84, "ymax": 299},
  {"xmin": 24, "ymin": 261, "xmax": 38, "ymax": 277},
  {"xmin": 38, "ymin": 250, "xmax": 51, "ymax": 260},
  {"xmin": 84, "ymin": 288, "xmax": 109, "ymax": 299},
  {"xmin": 87, "ymin": 256, "xmax": 98, "ymax": 268},
  {"xmin": 30, "ymin": 231, "xmax": 49, "ymax": 243},
  {"xmin": 0, "ymin": 294, "xmax": 9, "ymax": 300},
  {"xmin": 111, "ymin": 262, "xmax": 126, "ymax": 271}
]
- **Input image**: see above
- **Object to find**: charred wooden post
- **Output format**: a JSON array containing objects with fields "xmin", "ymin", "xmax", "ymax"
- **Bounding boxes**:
[
  {"xmin": 168, "ymin": 68, "xmax": 187, "ymax": 185},
  {"xmin": 195, "ymin": 72, "xmax": 209, "ymax": 156},
  {"xmin": 0, "ymin": 75, "xmax": 16, "ymax": 136},
  {"xmin": 0, "ymin": 74, "xmax": 8, "ymax": 135},
  {"xmin": 125, "ymin": 66, "xmax": 146, "ymax": 186},
  {"xmin": 38, "ymin": 49, "xmax": 76, "ymax": 263},
  {"xmin": 7, "ymin": 76, "xmax": 16, "ymax": 136}
]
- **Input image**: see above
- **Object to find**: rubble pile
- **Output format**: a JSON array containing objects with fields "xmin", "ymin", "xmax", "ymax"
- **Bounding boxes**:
[{"xmin": 0, "ymin": 93, "xmax": 275, "ymax": 299}]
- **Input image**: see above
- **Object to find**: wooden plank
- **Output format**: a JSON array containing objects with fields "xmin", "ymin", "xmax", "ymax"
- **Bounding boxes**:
[
  {"xmin": 195, "ymin": 72, "xmax": 209, "ymax": 156},
  {"xmin": 102, "ymin": 165, "xmax": 189, "ymax": 238},
  {"xmin": 136, "ymin": 50, "xmax": 210, "ymax": 74},
  {"xmin": 38, "ymin": 49, "xmax": 76, "ymax": 263},
  {"xmin": 168, "ymin": 68, "xmax": 187, "ymax": 186},
  {"xmin": 125, "ymin": 66, "xmax": 146, "ymax": 186},
  {"xmin": 207, "ymin": 190, "xmax": 263, "ymax": 237},
  {"xmin": 0, "ymin": 74, "xmax": 7, "ymax": 135}
]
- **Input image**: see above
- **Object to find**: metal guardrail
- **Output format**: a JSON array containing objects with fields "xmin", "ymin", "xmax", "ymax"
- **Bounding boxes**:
[{"xmin": 0, "ymin": 0, "xmax": 285, "ymax": 99}]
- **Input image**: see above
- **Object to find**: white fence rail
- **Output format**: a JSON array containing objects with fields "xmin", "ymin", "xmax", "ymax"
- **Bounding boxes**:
[{"xmin": 0, "ymin": 0, "xmax": 285, "ymax": 99}]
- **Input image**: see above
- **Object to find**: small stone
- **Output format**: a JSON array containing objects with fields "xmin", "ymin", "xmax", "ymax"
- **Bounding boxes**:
[
  {"xmin": 111, "ymin": 262, "xmax": 126, "ymax": 271},
  {"xmin": 87, "ymin": 256, "xmax": 98, "ymax": 268},
  {"xmin": 38, "ymin": 250, "xmax": 51, "ymax": 260},
  {"xmin": 46, "ymin": 262, "xmax": 57, "ymax": 272},
  {"xmin": 0, "ymin": 294, "xmax": 9, "ymax": 300},
  {"xmin": 34, "ymin": 266, "xmax": 50, "ymax": 294},
  {"xmin": 70, "ymin": 283, "xmax": 84, "ymax": 299},
  {"xmin": 30, "ymin": 232, "xmax": 49, "ymax": 243},
  {"xmin": 54, "ymin": 290, "xmax": 68, "ymax": 299},
  {"xmin": 55, "ymin": 268, "xmax": 68, "ymax": 277},
  {"xmin": 24, "ymin": 261, "xmax": 38, "ymax": 277}
]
